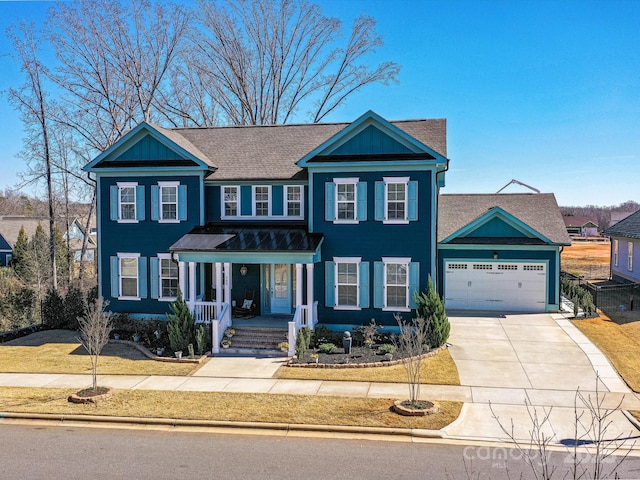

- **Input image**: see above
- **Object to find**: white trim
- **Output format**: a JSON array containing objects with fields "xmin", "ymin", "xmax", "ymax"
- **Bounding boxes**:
[
  {"xmin": 333, "ymin": 256, "xmax": 361, "ymax": 310},
  {"xmin": 117, "ymin": 253, "xmax": 140, "ymax": 300},
  {"xmin": 613, "ymin": 239, "xmax": 619, "ymax": 267},
  {"xmin": 284, "ymin": 185, "xmax": 304, "ymax": 219},
  {"xmin": 158, "ymin": 181, "xmax": 179, "ymax": 223},
  {"xmin": 383, "ymin": 177, "xmax": 409, "ymax": 224},
  {"xmin": 221, "ymin": 185, "xmax": 240, "ymax": 218},
  {"xmin": 334, "ymin": 178, "xmax": 358, "ymax": 223},
  {"xmin": 157, "ymin": 253, "xmax": 178, "ymax": 302},
  {"xmin": 382, "ymin": 257, "xmax": 410, "ymax": 310},
  {"xmin": 333, "ymin": 177, "xmax": 360, "ymax": 184},
  {"xmin": 117, "ymin": 182, "xmax": 138, "ymax": 223},
  {"xmin": 629, "ymin": 241, "xmax": 634, "ymax": 271},
  {"xmin": 252, "ymin": 185, "xmax": 272, "ymax": 217}
]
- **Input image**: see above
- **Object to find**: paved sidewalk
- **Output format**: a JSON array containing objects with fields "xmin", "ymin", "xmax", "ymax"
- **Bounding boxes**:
[{"xmin": 1, "ymin": 313, "xmax": 639, "ymax": 446}]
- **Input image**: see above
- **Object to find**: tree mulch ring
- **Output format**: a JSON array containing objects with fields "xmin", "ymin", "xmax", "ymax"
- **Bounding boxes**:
[
  {"xmin": 392, "ymin": 400, "xmax": 438, "ymax": 416},
  {"xmin": 68, "ymin": 386, "xmax": 113, "ymax": 404}
]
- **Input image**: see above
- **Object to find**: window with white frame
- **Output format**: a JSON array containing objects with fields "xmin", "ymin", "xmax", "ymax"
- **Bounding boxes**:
[
  {"xmin": 119, "ymin": 184, "xmax": 137, "ymax": 221},
  {"xmin": 384, "ymin": 260, "xmax": 408, "ymax": 309},
  {"xmin": 614, "ymin": 239, "xmax": 619, "ymax": 266},
  {"xmin": 325, "ymin": 178, "xmax": 366, "ymax": 223},
  {"xmin": 159, "ymin": 254, "xmax": 178, "ymax": 300},
  {"xmin": 629, "ymin": 242, "xmax": 634, "ymax": 271},
  {"xmin": 386, "ymin": 181, "xmax": 407, "ymax": 221},
  {"xmin": 119, "ymin": 255, "xmax": 139, "ymax": 298},
  {"xmin": 375, "ymin": 177, "xmax": 417, "ymax": 224},
  {"xmin": 253, "ymin": 186, "xmax": 270, "ymax": 216},
  {"xmin": 159, "ymin": 182, "xmax": 178, "ymax": 221},
  {"xmin": 337, "ymin": 183, "xmax": 356, "ymax": 220},
  {"xmin": 286, "ymin": 185, "xmax": 302, "ymax": 217},
  {"xmin": 223, "ymin": 186, "xmax": 239, "ymax": 217},
  {"xmin": 336, "ymin": 260, "xmax": 359, "ymax": 308}
]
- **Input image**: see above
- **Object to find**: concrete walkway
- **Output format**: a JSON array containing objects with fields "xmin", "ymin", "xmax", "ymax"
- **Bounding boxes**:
[{"xmin": 1, "ymin": 313, "xmax": 639, "ymax": 447}]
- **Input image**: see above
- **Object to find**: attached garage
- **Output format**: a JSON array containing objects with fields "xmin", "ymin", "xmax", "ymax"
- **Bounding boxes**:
[
  {"xmin": 444, "ymin": 261, "xmax": 546, "ymax": 312},
  {"xmin": 437, "ymin": 194, "xmax": 571, "ymax": 313}
]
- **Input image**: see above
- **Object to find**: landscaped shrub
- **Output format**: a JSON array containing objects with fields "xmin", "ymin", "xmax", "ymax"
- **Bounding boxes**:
[
  {"xmin": 64, "ymin": 286, "xmax": 87, "ymax": 330},
  {"xmin": 377, "ymin": 343, "xmax": 396, "ymax": 355},
  {"xmin": 166, "ymin": 292, "xmax": 195, "ymax": 353},
  {"xmin": 312, "ymin": 325, "xmax": 341, "ymax": 347},
  {"xmin": 414, "ymin": 276, "xmax": 450, "ymax": 349},
  {"xmin": 8, "ymin": 287, "xmax": 36, "ymax": 331},
  {"xmin": 42, "ymin": 288, "xmax": 65, "ymax": 329},
  {"xmin": 195, "ymin": 324, "xmax": 207, "ymax": 356},
  {"xmin": 319, "ymin": 342, "xmax": 337, "ymax": 354}
]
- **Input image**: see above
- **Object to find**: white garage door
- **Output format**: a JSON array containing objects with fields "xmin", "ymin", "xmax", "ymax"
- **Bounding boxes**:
[{"xmin": 444, "ymin": 261, "xmax": 546, "ymax": 312}]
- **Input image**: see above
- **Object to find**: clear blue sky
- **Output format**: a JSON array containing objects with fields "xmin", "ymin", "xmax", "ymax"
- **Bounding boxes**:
[{"xmin": 0, "ymin": 0, "xmax": 638, "ymax": 206}]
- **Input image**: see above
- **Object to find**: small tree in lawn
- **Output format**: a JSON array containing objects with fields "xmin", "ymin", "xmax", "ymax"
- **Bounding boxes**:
[
  {"xmin": 414, "ymin": 275, "xmax": 450, "ymax": 349},
  {"xmin": 77, "ymin": 297, "xmax": 113, "ymax": 393},
  {"xmin": 394, "ymin": 313, "xmax": 430, "ymax": 409}
]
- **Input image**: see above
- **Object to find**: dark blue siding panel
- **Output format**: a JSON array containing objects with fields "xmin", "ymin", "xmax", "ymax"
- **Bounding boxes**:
[
  {"xmin": 99, "ymin": 175, "xmax": 201, "ymax": 315},
  {"xmin": 115, "ymin": 135, "xmax": 184, "ymax": 161},
  {"xmin": 464, "ymin": 217, "xmax": 528, "ymax": 238},
  {"xmin": 333, "ymin": 125, "xmax": 413, "ymax": 155},
  {"xmin": 272, "ymin": 185, "xmax": 283, "ymax": 215},
  {"xmin": 240, "ymin": 186, "xmax": 252, "ymax": 216},
  {"xmin": 205, "ymin": 185, "xmax": 221, "ymax": 222},
  {"xmin": 312, "ymin": 170, "xmax": 434, "ymax": 327}
]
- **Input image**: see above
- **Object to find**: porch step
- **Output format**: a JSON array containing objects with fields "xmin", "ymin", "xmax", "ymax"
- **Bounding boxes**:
[{"xmin": 223, "ymin": 327, "xmax": 289, "ymax": 352}]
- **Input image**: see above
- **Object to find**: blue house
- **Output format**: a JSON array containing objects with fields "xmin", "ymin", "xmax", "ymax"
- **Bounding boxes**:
[
  {"xmin": 0, "ymin": 233, "xmax": 11, "ymax": 267},
  {"xmin": 84, "ymin": 111, "xmax": 568, "ymax": 353},
  {"xmin": 605, "ymin": 210, "xmax": 640, "ymax": 284}
]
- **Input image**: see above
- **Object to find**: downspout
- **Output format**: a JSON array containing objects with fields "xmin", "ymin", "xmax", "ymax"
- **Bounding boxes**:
[{"xmin": 434, "ymin": 158, "xmax": 450, "ymax": 297}]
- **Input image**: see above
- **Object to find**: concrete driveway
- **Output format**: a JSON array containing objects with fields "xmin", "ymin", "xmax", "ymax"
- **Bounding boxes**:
[{"xmin": 443, "ymin": 312, "xmax": 640, "ymax": 443}]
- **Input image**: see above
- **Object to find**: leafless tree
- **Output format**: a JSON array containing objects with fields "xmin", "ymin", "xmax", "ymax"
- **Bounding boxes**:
[
  {"xmin": 191, "ymin": 0, "xmax": 400, "ymax": 125},
  {"xmin": 394, "ymin": 313, "xmax": 430, "ymax": 407},
  {"xmin": 7, "ymin": 22, "xmax": 58, "ymax": 290},
  {"xmin": 77, "ymin": 297, "xmax": 113, "ymax": 393}
]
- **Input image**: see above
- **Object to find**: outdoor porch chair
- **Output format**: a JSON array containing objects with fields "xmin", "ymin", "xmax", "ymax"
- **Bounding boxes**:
[{"xmin": 233, "ymin": 289, "xmax": 257, "ymax": 318}]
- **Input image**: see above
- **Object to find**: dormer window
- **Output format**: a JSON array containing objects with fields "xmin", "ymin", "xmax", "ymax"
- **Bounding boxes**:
[{"xmin": 253, "ymin": 186, "xmax": 271, "ymax": 216}]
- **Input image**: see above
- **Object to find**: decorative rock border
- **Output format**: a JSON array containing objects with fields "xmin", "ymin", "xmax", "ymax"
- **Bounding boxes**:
[
  {"xmin": 392, "ymin": 400, "xmax": 439, "ymax": 416},
  {"xmin": 285, "ymin": 345, "xmax": 447, "ymax": 369},
  {"xmin": 108, "ymin": 339, "xmax": 208, "ymax": 364}
]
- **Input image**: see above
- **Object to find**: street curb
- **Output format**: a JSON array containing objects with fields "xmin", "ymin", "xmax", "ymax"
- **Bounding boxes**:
[{"xmin": 0, "ymin": 411, "xmax": 445, "ymax": 439}]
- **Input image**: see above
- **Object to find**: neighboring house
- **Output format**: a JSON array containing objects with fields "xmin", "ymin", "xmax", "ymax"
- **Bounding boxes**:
[
  {"xmin": 0, "ymin": 232, "xmax": 11, "ymax": 266},
  {"xmin": 563, "ymin": 216, "xmax": 599, "ymax": 237},
  {"xmin": 64, "ymin": 216, "xmax": 97, "ymax": 263},
  {"xmin": 83, "ymin": 111, "xmax": 569, "ymax": 351},
  {"xmin": 0, "ymin": 216, "xmax": 48, "ymax": 267},
  {"xmin": 438, "ymin": 194, "xmax": 570, "ymax": 312},
  {"xmin": 605, "ymin": 210, "xmax": 640, "ymax": 284}
]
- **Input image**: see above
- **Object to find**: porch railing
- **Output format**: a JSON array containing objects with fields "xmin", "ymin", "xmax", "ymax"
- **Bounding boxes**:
[
  {"xmin": 287, "ymin": 301, "xmax": 318, "ymax": 357},
  {"xmin": 190, "ymin": 301, "xmax": 231, "ymax": 354}
]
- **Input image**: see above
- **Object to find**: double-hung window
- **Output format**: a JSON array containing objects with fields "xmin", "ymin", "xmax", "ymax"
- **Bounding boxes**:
[
  {"xmin": 373, "ymin": 258, "xmax": 419, "ymax": 311},
  {"xmin": 151, "ymin": 182, "xmax": 187, "ymax": 222},
  {"xmin": 629, "ymin": 242, "xmax": 634, "ymax": 271},
  {"xmin": 110, "ymin": 182, "xmax": 144, "ymax": 222},
  {"xmin": 325, "ymin": 257, "xmax": 369, "ymax": 309},
  {"xmin": 159, "ymin": 182, "xmax": 178, "ymax": 221},
  {"xmin": 285, "ymin": 185, "xmax": 302, "ymax": 217},
  {"xmin": 110, "ymin": 253, "xmax": 147, "ymax": 300},
  {"xmin": 375, "ymin": 177, "xmax": 418, "ymax": 224},
  {"xmin": 150, "ymin": 253, "xmax": 178, "ymax": 301},
  {"xmin": 253, "ymin": 186, "xmax": 271, "ymax": 216},
  {"xmin": 222, "ymin": 186, "xmax": 239, "ymax": 217},
  {"xmin": 325, "ymin": 178, "xmax": 366, "ymax": 223},
  {"xmin": 613, "ymin": 239, "xmax": 619, "ymax": 267}
]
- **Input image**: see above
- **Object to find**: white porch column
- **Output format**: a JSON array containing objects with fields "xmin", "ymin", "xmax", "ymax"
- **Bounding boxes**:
[
  {"xmin": 178, "ymin": 261, "xmax": 186, "ymax": 298},
  {"xmin": 188, "ymin": 261, "xmax": 196, "ymax": 309},
  {"xmin": 215, "ymin": 262, "xmax": 222, "ymax": 310},
  {"xmin": 224, "ymin": 262, "xmax": 231, "ymax": 305},
  {"xmin": 306, "ymin": 263, "xmax": 314, "ymax": 307},
  {"xmin": 295, "ymin": 263, "xmax": 303, "ymax": 307}
]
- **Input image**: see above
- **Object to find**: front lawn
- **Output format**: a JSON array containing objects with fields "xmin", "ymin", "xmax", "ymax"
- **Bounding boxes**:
[
  {"xmin": 0, "ymin": 387, "xmax": 462, "ymax": 430},
  {"xmin": 573, "ymin": 314, "xmax": 640, "ymax": 392},
  {"xmin": 0, "ymin": 330, "xmax": 197, "ymax": 376}
]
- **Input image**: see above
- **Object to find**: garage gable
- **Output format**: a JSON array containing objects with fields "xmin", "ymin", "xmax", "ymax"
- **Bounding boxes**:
[{"xmin": 441, "ymin": 207, "xmax": 553, "ymax": 244}]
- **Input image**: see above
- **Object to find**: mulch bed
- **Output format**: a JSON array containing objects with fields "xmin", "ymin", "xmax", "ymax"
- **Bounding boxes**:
[{"xmin": 287, "ymin": 345, "xmax": 446, "ymax": 369}]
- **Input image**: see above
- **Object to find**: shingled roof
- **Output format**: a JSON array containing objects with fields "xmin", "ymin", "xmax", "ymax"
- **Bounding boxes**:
[
  {"xmin": 438, "ymin": 193, "xmax": 571, "ymax": 245},
  {"xmin": 163, "ymin": 118, "xmax": 447, "ymax": 181},
  {"xmin": 605, "ymin": 210, "xmax": 640, "ymax": 239}
]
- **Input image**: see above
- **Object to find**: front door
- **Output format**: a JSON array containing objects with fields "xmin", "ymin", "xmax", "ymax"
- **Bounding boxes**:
[{"xmin": 270, "ymin": 264, "xmax": 291, "ymax": 314}]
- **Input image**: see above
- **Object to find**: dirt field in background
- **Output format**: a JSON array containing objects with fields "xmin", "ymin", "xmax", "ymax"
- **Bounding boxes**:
[{"xmin": 561, "ymin": 242, "xmax": 610, "ymax": 280}]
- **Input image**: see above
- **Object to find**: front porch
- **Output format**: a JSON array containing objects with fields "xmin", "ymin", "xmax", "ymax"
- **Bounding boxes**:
[{"xmin": 170, "ymin": 225, "xmax": 323, "ymax": 355}]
